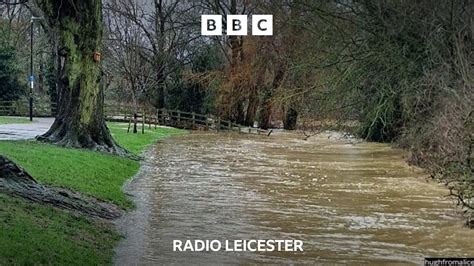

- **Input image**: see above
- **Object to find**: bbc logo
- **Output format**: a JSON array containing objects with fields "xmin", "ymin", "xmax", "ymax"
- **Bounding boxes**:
[{"xmin": 201, "ymin": 15, "xmax": 273, "ymax": 36}]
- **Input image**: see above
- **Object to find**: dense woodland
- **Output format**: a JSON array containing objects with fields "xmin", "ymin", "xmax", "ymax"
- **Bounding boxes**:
[{"xmin": 0, "ymin": 1, "xmax": 472, "ymax": 215}]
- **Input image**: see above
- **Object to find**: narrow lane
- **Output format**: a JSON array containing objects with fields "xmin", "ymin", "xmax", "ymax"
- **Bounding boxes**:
[{"xmin": 0, "ymin": 117, "xmax": 53, "ymax": 140}]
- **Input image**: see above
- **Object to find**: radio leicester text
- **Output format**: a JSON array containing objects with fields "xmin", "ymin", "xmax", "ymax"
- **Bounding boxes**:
[{"xmin": 173, "ymin": 239, "xmax": 303, "ymax": 252}]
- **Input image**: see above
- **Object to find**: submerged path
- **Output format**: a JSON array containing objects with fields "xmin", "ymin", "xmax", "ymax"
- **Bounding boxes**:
[
  {"xmin": 0, "ymin": 118, "xmax": 53, "ymax": 140},
  {"xmin": 114, "ymin": 132, "xmax": 474, "ymax": 265}
]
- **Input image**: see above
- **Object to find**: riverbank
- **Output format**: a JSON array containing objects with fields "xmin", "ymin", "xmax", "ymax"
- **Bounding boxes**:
[{"xmin": 0, "ymin": 123, "xmax": 184, "ymax": 264}]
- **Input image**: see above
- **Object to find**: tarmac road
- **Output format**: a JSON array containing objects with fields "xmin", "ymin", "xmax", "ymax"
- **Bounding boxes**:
[{"xmin": 0, "ymin": 117, "xmax": 54, "ymax": 140}]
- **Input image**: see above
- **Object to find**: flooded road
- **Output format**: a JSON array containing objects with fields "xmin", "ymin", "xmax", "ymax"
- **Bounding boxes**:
[{"xmin": 115, "ymin": 132, "xmax": 474, "ymax": 265}]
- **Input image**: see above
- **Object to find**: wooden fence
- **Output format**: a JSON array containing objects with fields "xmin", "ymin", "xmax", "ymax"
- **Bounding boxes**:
[
  {"xmin": 0, "ymin": 100, "xmax": 57, "ymax": 117},
  {"xmin": 0, "ymin": 101, "xmax": 271, "ymax": 135},
  {"xmin": 105, "ymin": 105, "xmax": 271, "ymax": 135}
]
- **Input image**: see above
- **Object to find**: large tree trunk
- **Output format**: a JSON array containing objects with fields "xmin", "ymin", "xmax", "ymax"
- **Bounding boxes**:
[
  {"xmin": 283, "ymin": 107, "xmax": 298, "ymax": 130},
  {"xmin": 245, "ymin": 91, "xmax": 259, "ymax": 127},
  {"xmin": 259, "ymin": 94, "xmax": 272, "ymax": 130},
  {"xmin": 0, "ymin": 155, "xmax": 122, "ymax": 219},
  {"xmin": 259, "ymin": 65, "xmax": 286, "ymax": 129},
  {"xmin": 245, "ymin": 71, "xmax": 264, "ymax": 127},
  {"xmin": 155, "ymin": 71, "xmax": 166, "ymax": 109},
  {"xmin": 155, "ymin": 0, "xmax": 167, "ymax": 110},
  {"xmin": 36, "ymin": 0, "xmax": 126, "ymax": 154}
]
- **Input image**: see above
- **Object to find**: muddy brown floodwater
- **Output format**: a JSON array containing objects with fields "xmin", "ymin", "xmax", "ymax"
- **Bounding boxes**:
[{"xmin": 114, "ymin": 131, "xmax": 474, "ymax": 265}]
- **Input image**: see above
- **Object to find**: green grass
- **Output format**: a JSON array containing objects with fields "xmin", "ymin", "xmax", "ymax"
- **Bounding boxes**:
[
  {"xmin": 109, "ymin": 123, "xmax": 184, "ymax": 155},
  {"xmin": 0, "ymin": 123, "xmax": 185, "ymax": 265},
  {"xmin": 0, "ymin": 123, "xmax": 185, "ymax": 209},
  {"xmin": 0, "ymin": 194, "xmax": 120, "ymax": 265},
  {"xmin": 0, "ymin": 116, "xmax": 31, "ymax": 124},
  {"xmin": 0, "ymin": 140, "xmax": 138, "ymax": 209}
]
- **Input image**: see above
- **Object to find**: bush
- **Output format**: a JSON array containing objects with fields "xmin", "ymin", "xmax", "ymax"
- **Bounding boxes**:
[{"xmin": 0, "ymin": 46, "xmax": 23, "ymax": 102}]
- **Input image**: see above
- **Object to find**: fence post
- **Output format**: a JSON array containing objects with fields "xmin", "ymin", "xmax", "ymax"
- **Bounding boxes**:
[
  {"xmin": 217, "ymin": 117, "xmax": 220, "ymax": 131},
  {"xmin": 155, "ymin": 109, "xmax": 158, "ymax": 129},
  {"xmin": 192, "ymin": 112, "xmax": 195, "ymax": 128},
  {"xmin": 177, "ymin": 110, "xmax": 181, "ymax": 123},
  {"xmin": 148, "ymin": 110, "xmax": 151, "ymax": 129},
  {"xmin": 133, "ymin": 112, "xmax": 138, "ymax": 133},
  {"xmin": 142, "ymin": 109, "xmax": 145, "ymax": 134},
  {"xmin": 161, "ymin": 109, "xmax": 166, "ymax": 125},
  {"xmin": 127, "ymin": 111, "xmax": 132, "ymax": 133}
]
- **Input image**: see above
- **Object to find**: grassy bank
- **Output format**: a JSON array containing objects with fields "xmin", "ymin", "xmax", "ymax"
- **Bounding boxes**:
[
  {"xmin": 108, "ymin": 123, "xmax": 183, "ymax": 155},
  {"xmin": 0, "ymin": 116, "xmax": 32, "ymax": 125},
  {"xmin": 0, "ymin": 123, "xmax": 183, "ymax": 208},
  {"xmin": 0, "ymin": 123, "xmax": 185, "ymax": 265},
  {"xmin": 0, "ymin": 194, "xmax": 120, "ymax": 265}
]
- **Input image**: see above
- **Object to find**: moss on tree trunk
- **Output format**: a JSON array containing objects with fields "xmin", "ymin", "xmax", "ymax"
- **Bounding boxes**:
[{"xmin": 36, "ymin": 0, "xmax": 126, "ymax": 154}]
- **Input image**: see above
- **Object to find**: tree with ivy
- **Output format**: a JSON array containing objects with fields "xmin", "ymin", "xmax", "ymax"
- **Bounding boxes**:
[{"xmin": 35, "ymin": 0, "xmax": 126, "ymax": 154}]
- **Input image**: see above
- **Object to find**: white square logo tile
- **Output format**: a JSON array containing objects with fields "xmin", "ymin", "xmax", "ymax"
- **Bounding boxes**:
[
  {"xmin": 227, "ymin": 15, "xmax": 247, "ymax": 36},
  {"xmin": 252, "ymin": 15, "xmax": 273, "ymax": 36},
  {"xmin": 201, "ymin": 15, "xmax": 222, "ymax": 36}
]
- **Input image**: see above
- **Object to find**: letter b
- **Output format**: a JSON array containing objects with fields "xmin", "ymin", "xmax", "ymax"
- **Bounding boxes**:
[
  {"xmin": 208, "ymin": 20, "xmax": 217, "ymax": 31},
  {"xmin": 227, "ymin": 15, "xmax": 247, "ymax": 36},
  {"xmin": 202, "ymin": 15, "xmax": 222, "ymax": 35}
]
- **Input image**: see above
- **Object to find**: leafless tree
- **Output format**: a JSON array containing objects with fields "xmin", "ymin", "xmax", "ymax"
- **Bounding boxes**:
[{"xmin": 104, "ymin": 0, "xmax": 201, "ymax": 108}]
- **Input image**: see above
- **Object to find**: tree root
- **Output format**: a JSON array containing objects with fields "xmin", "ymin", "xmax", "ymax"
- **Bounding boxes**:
[
  {"xmin": 36, "ymin": 113, "xmax": 131, "ymax": 157},
  {"xmin": 0, "ymin": 156, "xmax": 123, "ymax": 219},
  {"xmin": 37, "ymin": 133, "xmax": 130, "ymax": 157}
]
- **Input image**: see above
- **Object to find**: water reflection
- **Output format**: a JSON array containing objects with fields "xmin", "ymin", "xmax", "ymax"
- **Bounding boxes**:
[{"xmin": 115, "ymin": 131, "xmax": 474, "ymax": 265}]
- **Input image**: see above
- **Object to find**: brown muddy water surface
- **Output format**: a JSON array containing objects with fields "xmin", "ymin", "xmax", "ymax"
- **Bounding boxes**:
[{"xmin": 114, "ymin": 131, "xmax": 474, "ymax": 265}]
